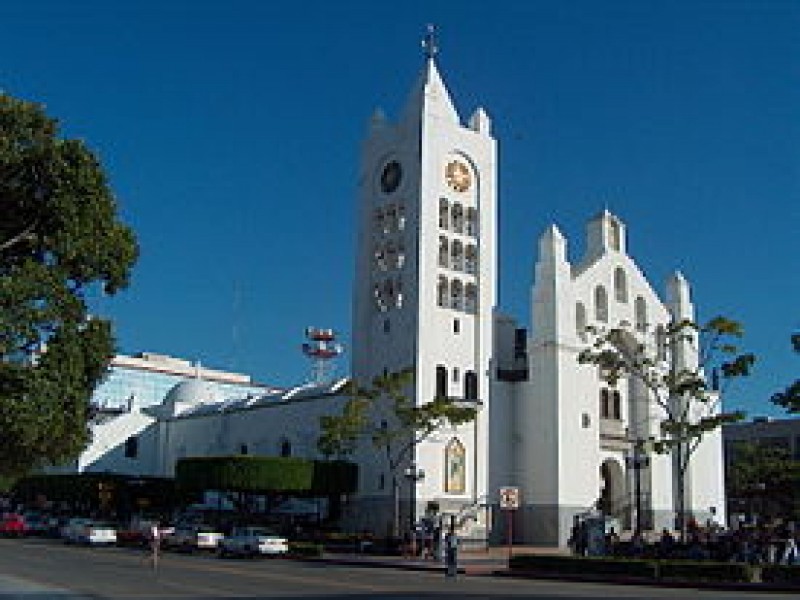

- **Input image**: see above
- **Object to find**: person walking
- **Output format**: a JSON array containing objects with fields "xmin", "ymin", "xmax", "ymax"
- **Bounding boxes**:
[{"xmin": 148, "ymin": 521, "xmax": 161, "ymax": 571}]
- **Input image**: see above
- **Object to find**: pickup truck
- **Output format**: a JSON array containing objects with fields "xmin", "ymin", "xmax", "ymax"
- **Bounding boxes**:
[{"xmin": 218, "ymin": 526, "xmax": 288, "ymax": 557}]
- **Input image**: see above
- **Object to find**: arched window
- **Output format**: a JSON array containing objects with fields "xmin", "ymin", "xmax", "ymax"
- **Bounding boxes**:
[
  {"xmin": 451, "ymin": 240, "xmax": 464, "ymax": 271},
  {"xmin": 385, "ymin": 243, "xmax": 396, "ymax": 271},
  {"xmin": 451, "ymin": 203, "xmax": 464, "ymax": 233},
  {"xmin": 609, "ymin": 219, "xmax": 621, "ymax": 251},
  {"xmin": 394, "ymin": 277, "xmax": 403, "ymax": 308},
  {"xmin": 439, "ymin": 199, "xmax": 449, "ymax": 229},
  {"xmin": 438, "ymin": 237, "xmax": 449, "ymax": 268},
  {"xmin": 614, "ymin": 267, "xmax": 628, "ymax": 303},
  {"xmin": 124, "ymin": 436, "xmax": 138, "ymax": 459},
  {"xmin": 465, "ymin": 245, "xmax": 477, "ymax": 274},
  {"xmin": 595, "ymin": 285, "xmax": 608, "ymax": 323},
  {"xmin": 396, "ymin": 241, "xmax": 405, "ymax": 269},
  {"xmin": 435, "ymin": 365, "xmax": 448, "ymax": 399},
  {"xmin": 451, "ymin": 279, "xmax": 463, "ymax": 311},
  {"xmin": 437, "ymin": 277, "xmax": 449, "ymax": 308},
  {"xmin": 464, "ymin": 284, "xmax": 477, "ymax": 314},
  {"xmin": 383, "ymin": 278, "xmax": 394, "ymax": 302},
  {"xmin": 464, "ymin": 371, "xmax": 478, "ymax": 401},
  {"xmin": 444, "ymin": 438, "xmax": 466, "ymax": 494},
  {"xmin": 466, "ymin": 208, "xmax": 478, "ymax": 236},
  {"xmin": 600, "ymin": 389, "xmax": 610, "ymax": 418},
  {"xmin": 374, "ymin": 245, "xmax": 386, "ymax": 271},
  {"xmin": 576, "ymin": 302, "xmax": 587, "ymax": 341},
  {"xmin": 655, "ymin": 325, "xmax": 667, "ymax": 361},
  {"xmin": 385, "ymin": 206, "xmax": 397, "ymax": 232},
  {"xmin": 635, "ymin": 296, "xmax": 647, "ymax": 332},
  {"xmin": 612, "ymin": 391, "xmax": 621, "ymax": 420},
  {"xmin": 280, "ymin": 438, "xmax": 292, "ymax": 457}
]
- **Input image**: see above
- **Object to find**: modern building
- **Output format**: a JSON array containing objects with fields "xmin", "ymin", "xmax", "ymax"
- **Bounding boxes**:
[{"xmin": 61, "ymin": 38, "xmax": 727, "ymax": 548}]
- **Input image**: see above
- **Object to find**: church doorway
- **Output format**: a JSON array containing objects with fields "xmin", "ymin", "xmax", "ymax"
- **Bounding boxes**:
[{"xmin": 598, "ymin": 459, "xmax": 626, "ymax": 524}]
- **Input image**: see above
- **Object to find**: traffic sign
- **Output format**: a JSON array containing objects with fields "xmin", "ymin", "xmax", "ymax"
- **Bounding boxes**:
[{"xmin": 499, "ymin": 486, "xmax": 520, "ymax": 510}]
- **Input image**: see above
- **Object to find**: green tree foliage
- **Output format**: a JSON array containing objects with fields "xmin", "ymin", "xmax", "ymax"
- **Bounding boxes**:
[
  {"xmin": 0, "ymin": 93, "xmax": 138, "ymax": 478},
  {"xmin": 770, "ymin": 331, "xmax": 800, "ymax": 413},
  {"xmin": 727, "ymin": 442, "xmax": 800, "ymax": 522},
  {"xmin": 579, "ymin": 316, "xmax": 754, "ymax": 534}
]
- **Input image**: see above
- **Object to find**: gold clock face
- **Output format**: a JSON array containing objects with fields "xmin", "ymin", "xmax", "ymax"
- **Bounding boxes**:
[{"xmin": 445, "ymin": 160, "xmax": 471, "ymax": 192}]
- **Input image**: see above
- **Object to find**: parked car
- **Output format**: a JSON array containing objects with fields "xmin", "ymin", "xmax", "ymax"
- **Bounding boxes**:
[
  {"xmin": 61, "ymin": 518, "xmax": 116, "ymax": 545},
  {"xmin": 0, "ymin": 513, "xmax": 27, "ymax": 537},
  {"xmin": 218, "ymin": 526, "xmax": 289, "ymax": 558},
  {"xmin": 164, "ymin": 523, "xmax": 223, "ymax": 552},
  {"xmin": 22, "ymin": 512, "xmax": 54, "ymax": 537}
]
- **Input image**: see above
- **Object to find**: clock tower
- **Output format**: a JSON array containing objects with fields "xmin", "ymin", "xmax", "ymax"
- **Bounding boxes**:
[{"xmin": 351, "ymin": 32, "xmax": 497, "ymax": 535}]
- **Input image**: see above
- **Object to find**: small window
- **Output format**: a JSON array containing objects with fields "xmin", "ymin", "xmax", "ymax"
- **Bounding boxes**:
[
  {"xmin": 240, "ymin": 444, "xmax": 249, "ymax": 455},
  {"xmin": 595, "ymin": 286, "xmax": 608, "ymax": 323},
  {"xmin": 379, "ymin": 473, "xmax": 385, "ymax": 490},
  {"xmin": 635, "ymin": 296, "xmax": 647, "ymax": 332},
  {"xmin": 464, "ymin": 371, "xmax": 478, "ymax": 400},
  {"xmin": 576, "ymin": 302, "xmax": 587, "ymax": 341},
  {"xmin": 124, "ymin": 436, "xmax": 138, "ymax": 459},
  {"xmin": 582, "ymin": 413, "xmax": 591, "ymax": 429},
  {"xmin": 600, "ymin": 389, "xmax": 610, "ymax": 418},
  {"xmin": 453, "ymin": 318, "xmax": 460, "ymax": 334},
  {"xmin": 280, "ymin": 439, "xmax": 292, "ymax": 457},
  {"xmin": 614, "ymin": 267, "xmax": 628, "ymax": 303},
  {"xmin": 452, "ymin": 368, "xmax": 460, "ymax": 382},
  {"xmin": 612, "ymin": 391, "xmax": 622, "ymax": 420},
  {"xmin": 435, "ymin": 366, "xmax": 447, "ymax": 398},
  {"xmin": 383, "ymin": 319, "xmax": 390, "ymax": 333}
]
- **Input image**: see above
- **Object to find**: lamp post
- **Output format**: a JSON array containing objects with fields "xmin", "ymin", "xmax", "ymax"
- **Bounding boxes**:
[
  {"xmin": 626, "ymin": 439, "xmax": 650, "ymax": 536},
  {"xmin": 404, "ymin": 463, "xmax": 425, "ymax": 556}
]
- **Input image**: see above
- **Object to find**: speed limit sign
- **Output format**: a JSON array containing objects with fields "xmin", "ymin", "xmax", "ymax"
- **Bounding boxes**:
[{"xmin": 499, "ymin": 486, "xmax": 520, "ymax": 510}]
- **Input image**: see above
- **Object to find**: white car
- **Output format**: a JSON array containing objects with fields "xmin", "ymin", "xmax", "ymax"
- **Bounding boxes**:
[
  {"xmin": 62, "ymin": 518, "xmax": 117, "ymax": 545},
  {"xmin": 218, "ymin": 526, "xmax": 288, "ymax": 557},
  {"xmin": 164, "ymin": 523, "xmax": 223, "ymax": 552}
]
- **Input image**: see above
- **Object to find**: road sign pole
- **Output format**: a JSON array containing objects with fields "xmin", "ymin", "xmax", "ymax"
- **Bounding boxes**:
[{"xmin": 506, "ymin": 509, "xmax": 513, "ymax": 564}]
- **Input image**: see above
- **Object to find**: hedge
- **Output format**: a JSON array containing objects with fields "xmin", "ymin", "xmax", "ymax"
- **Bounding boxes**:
[
  {"xmin": 175, "ymin": 456, "xmax": 357, "ymax": 495},
  {"xmin": 509, "ymin": 555, "xmax": 755, "ymax": 584}
]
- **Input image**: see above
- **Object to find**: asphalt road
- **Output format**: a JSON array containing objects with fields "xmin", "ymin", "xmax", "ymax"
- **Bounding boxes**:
[{"xmin": 0, "ymin": 537, "xmax": 794, "ymax": 599}]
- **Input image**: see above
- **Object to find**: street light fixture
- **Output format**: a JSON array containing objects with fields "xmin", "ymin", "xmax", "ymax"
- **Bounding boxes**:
[
  {"xmin": 404, "ymin": 463, "xmax": 425, "ymax": 555},
  {"xmin": 625, "ymin": 438, "xmax": 650, "ymax": 536}
]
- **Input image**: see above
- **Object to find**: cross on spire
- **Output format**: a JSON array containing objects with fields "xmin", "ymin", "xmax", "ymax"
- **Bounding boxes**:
[{"xmin": 422, "ymin": 23, "xmax": 438, "ymax": 60}]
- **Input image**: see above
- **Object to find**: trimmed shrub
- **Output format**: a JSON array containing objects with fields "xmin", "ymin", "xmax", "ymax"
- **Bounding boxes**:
[
  {"xmin": 288, "ymin": 541, "xmax": 323, "ymax": 557},
  {"xmin": 761, "ymin": 564, "xmax": 800, "ymax": 584},
  {"xmin": 657, "ymin": 560, "xmax": 752, "ymax": 583}
]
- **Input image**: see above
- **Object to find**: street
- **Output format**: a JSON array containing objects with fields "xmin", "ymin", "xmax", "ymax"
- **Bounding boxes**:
[{"xmin": 0, "ymin": 537, "xmax": 794, "ymax": 599}]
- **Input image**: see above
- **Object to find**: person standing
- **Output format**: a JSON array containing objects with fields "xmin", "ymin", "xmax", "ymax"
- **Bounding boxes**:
[{"xmin": 149, "ymin": 522, "xmax": 161, "ymax": 571}]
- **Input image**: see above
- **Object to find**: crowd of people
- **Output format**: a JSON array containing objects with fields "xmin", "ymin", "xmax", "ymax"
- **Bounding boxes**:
[{"xmin": 571, "ymin": 518, "xmax": 799, "ymax": 564}]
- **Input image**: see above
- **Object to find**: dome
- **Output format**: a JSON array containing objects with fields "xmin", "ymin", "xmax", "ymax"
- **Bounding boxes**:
[{"xmin": 163, "ymin": 379, "xmax": 221, "ymax": 412}]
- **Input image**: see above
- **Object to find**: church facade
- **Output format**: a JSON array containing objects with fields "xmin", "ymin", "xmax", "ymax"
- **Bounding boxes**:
[
  {"xmin": 65, "ymin": 46, "xmax": 725, "ymax": 548},
  {"xmin": 345, "ymin": 50, "xmax": 725, "ymax": 546}
]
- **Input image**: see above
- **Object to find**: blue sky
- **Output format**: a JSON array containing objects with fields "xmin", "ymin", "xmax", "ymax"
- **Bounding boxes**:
[{"xmin": 2, "ymin": 1, "xmax": 797, "ymax": 418}]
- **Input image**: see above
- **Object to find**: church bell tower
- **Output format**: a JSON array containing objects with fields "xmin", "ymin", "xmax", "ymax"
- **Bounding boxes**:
[{"xmin": 351, "ymin": 28, "xmax": 498, "ymax": 531}]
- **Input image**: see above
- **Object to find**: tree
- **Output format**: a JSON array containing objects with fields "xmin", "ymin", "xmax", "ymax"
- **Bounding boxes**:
[
  {"xmin": 770, "ymin": 331, "xmax": 800, "ymax": 413},
  {"xmin": 317, "ymin": 368, "xmax": 477, "ymax": 536},
  {"xmin": 726, "ymin": 442, "xmax": 800, "ymax": 523},
  {"xmin": 578, "ymin": 316, "xmax": 754, "ymax": 537},
  {"xmin": 0, "ymin": 93, "xmax": 138, "ymax": 478}
]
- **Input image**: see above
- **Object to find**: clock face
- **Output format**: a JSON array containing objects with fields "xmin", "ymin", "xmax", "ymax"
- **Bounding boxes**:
[
  {"xmin": 445, "ymin": 160, "xmax": 471, "ymax": 192},
  {"xmin": 380, "ymin": 160, "xmax": 402, "ymax": 194}
]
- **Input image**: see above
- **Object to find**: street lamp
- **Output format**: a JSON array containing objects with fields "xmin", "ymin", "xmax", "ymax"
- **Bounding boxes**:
[
  {"xmin": 626, "ymin": 438, "xmax": 650, "ymax": 536},
  {"xmin": 404, "ymin": 463, "xmax": 425, "ymax": 555}
]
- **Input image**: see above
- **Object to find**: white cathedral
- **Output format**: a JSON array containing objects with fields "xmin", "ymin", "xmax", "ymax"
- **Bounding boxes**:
[{"xmin": 69, "ymin": 45, "xmax": 725, "ymax": 547}]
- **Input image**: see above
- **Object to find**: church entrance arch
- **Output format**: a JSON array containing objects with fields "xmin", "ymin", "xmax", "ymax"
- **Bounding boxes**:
[{"xmin": 598, "ymin": 459, "xmax": 626, "ymax": 525}]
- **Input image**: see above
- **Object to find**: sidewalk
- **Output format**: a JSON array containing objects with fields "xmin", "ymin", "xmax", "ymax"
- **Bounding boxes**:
[{"xmin": 314, "ymin": 545, "xmax": 567, "ymax": 576}]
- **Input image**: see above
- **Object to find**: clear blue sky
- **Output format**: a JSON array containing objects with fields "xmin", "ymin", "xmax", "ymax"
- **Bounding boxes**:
[{"xmin": 2, "ymin": 1, "xmax": 797, "ymax": 418}]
